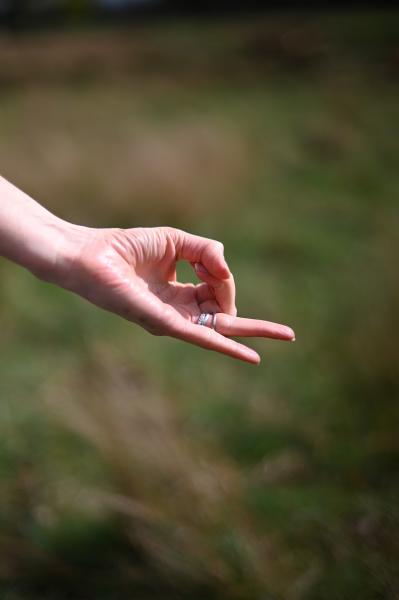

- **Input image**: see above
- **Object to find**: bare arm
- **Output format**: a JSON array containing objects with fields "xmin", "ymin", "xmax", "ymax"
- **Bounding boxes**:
[
  {"xmin": 0, "ymin": 175, "xmax": 80, "ymax": 282},
  {"xmin": 0, "ymin": 175, "xmax": 295, "ymax": 364}
]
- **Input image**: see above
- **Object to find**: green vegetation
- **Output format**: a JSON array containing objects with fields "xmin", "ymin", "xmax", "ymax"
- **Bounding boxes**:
[{"xmin": 0, "ymin": 11, "xmax": 398, "ymax": 599}]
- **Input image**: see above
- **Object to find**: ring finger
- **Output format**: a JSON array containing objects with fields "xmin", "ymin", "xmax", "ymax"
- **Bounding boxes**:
[{"xmin": 198, "ymin": 312, "xmax": 295, "ymax": 341}]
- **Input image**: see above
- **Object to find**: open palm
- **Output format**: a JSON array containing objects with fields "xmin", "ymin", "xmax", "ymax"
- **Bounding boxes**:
[{"xmin": 65, "ymin": 226, "xmax": 294, "ymax": 364}]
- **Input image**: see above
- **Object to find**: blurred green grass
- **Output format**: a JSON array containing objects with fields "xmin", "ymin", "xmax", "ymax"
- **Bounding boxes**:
[{"xmin": 0, "ymin": 10, "xmax": 398, "ymax": 599}]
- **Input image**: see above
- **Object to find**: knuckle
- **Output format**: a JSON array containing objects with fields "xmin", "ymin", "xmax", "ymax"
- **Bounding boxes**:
[
  {"xmin": 135, "ymin": 313, "xmax": 164, "ymax": 336},
  {"xmin": 159, "ymin": 309, "xmax": 177, "ymax": 336},
  {"xmin": 224, "ymin": 315, "xmax": 233, "ymax": 329},
  {"xmin": 161, "ymin": 226, "xmax": 177, "ymax": 237},
  {"xmin": 212, "ymin": 240, "xmax": 224, "ymax": 253},
  {"xmin": 148, "ymin": 327, "xmax": 165, "ymax": 337}
]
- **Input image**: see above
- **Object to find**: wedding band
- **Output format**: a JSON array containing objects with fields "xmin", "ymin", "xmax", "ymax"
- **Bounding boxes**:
[
  {"xmin": 197, "ymin": 313, "xmax": 218, "ymax": 331},
  {"xmin": 198, "ymin": 313, "xmax": 211, "ymax": 327}
]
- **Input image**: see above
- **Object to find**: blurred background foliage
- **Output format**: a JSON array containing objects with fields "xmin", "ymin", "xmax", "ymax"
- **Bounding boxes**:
[{"xmin": 0, "ymin": 4, "xmax": 398, "ymax": 599}]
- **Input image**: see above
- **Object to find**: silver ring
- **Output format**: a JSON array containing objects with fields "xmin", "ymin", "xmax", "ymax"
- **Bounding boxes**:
[
  {"xmin": 198, "ymin": 313, "xmax": 211, "ymax": 327},
  {"xmin": 197, "ymin": 313, "xmax": 218, "ymax": 330}
]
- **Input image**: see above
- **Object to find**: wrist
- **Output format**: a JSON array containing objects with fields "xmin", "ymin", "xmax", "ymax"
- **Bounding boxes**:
[
  {"xmin": 30, "ymin": 216, "xmax": 92, "ymax": 288},
  {"xmin": 26, "ymin": 215, "xmax": 65, "ymax": 282},
  {"xmin": 0, "ymin": 175, "xmax": 86, "ymax": 285}
]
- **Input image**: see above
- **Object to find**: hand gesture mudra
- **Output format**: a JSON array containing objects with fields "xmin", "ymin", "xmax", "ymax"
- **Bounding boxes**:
[{"xmin": 64, "ymin": 227, "xmax": 294, "ymax": 364}]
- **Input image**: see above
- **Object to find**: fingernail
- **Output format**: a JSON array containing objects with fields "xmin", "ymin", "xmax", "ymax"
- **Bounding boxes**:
[{"xmin": 284, "ymin": 327, "xmax": 295, "ymax": 340}]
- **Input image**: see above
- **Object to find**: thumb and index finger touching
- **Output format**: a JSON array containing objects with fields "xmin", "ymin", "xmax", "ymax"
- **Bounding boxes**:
[
  {"xmin": 168, "ymin": 228, "xmax": 296, "ymax": 364},
  {"xmin": 167, "ymin": 229, "xmax": 264, "ymax": 364},
  {"xmin": 170, "ymin": 228, "xmax": 237, "ymax": 316}
]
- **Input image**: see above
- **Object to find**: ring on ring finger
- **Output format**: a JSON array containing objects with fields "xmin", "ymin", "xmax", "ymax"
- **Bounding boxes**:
[{"xmin": 197, "ymin": 313, "xmax": 217, "ymax": 331}]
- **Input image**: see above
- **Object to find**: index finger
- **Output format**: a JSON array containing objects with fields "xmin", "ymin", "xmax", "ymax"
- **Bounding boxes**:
[
  {"xmin": 169, "ymin": 228, "xmax": 236, "ymax": 315},
  {"xmin": 193, "ymin": 262, "xmax": 236, "ymax": 316},
  {"xmin": 170, "ymin": 229, "xmax": 230, "ymax": 280}
]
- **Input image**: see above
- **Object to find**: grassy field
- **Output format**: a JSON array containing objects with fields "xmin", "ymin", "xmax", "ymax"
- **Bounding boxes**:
[{"xmin": 0, "ymin": 10, "xmax": 398, "ymax": 599}]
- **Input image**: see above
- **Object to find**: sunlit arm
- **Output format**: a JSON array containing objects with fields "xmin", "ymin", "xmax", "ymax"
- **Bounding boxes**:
[
  {"xmin": 0, "ymin": 174, "xmax": 79, "ymax": 282},
  {"xmin": 0, "ymin": 174, "xmax": 295, "ymax": 364}
]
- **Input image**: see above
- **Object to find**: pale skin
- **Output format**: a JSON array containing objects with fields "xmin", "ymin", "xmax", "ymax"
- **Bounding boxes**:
[{"xmin": 0, "ymin": 175, "xmax": 295, "ymax": 364}]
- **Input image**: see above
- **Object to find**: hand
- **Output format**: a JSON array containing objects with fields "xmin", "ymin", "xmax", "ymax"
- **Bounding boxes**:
[
  {"xmin": 0, "ymin": 176, "xmax": 293, "ymax": 362},
  {"xmin": 59, "ymin": 226, "xmax": 295, "ymax": 364}
]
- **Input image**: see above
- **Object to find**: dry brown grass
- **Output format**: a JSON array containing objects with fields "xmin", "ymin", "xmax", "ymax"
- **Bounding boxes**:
[
  {"xmin": 38, "ymin": 344, "xmax": 299, "ymax": 597},
  {"xmin": 0, "ymin": 20, "xmax": 328, "ymax": 87},
  {"xmin": 1, "ymin": 15, "xmax": 398, "ymax": 598},
  {"xmin": 0, "ymin": 89, "xmax": 251, "ymax": 228}
]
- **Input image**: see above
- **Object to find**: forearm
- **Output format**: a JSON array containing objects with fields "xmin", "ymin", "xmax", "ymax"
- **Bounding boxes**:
[{"xmin": 0, "ymin": 175, "xmax": 80, "ymax": 283}]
